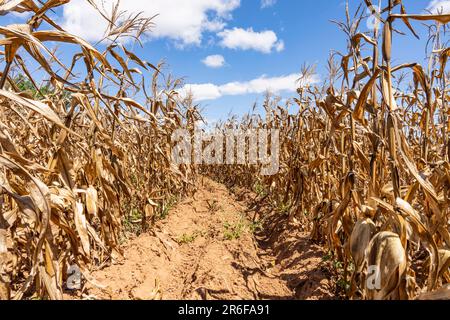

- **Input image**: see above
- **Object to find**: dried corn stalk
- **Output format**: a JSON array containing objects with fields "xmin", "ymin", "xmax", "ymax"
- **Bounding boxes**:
[
  {"xmin": 0, "ymin": 0, "xmax": 198, "ymax": 299},
  {"xmin": 204, "ymin": 0, "xmax": 450, "ymax": 300}
]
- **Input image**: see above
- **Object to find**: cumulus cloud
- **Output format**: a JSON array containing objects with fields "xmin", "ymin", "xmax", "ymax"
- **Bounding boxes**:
[
  {"xmin": 10, "ymin": 11, "xmax": 32, "ymax": 19},
  {"xmin": 427, "ymin": 0, "xmax": 450, "ymax": 13},
  {"xmin": 218, "ymin": 27, "xmax": 284, "ymax": 53},
  {"xmin": 61, "ymin": 0, "xmax": 240, "ymax": 45},
  {"xmin": 261, "ymin": 0, "xmax": 277, "ymax": 9},
  {"xmin": 202, "ymin": 55, "xmax": 226, "ymax": 68},
  {"xmin": 179, "ymin": 73, "xmax": 319, "ymax": 102},
  {"xmin": 181, "ymin": 83, "xmax": 223, "ymax": 101}
]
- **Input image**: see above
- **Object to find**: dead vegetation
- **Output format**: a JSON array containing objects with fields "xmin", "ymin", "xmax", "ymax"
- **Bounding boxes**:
[
  {"xmin": 204, "ymin": 1, "xmax": 450, "ymax": 300},
  {"xmin": 0, "ymin": 0, "xmax": 198, "ymax": 300},
  {"xmin": 0, "ymin": 0, "xmax": 449, "ymax": 300}
]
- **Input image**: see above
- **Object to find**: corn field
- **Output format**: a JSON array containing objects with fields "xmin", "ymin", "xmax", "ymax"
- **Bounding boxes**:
[
  {"xmin": 204, "ymin": 2, "xmax": 450, "ymax": 300},
  {"xmin": 0, "ymin": 0, "xmax": 449, "ymax": 300},
  {"xmin": 0, "ymin": 0, "xmax": 199, "ymax": 300}
]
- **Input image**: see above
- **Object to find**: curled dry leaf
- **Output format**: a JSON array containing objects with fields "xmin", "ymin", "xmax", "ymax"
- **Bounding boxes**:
[
  {"xmin": 350, "ymin": 218, "xmax": 376, "ymax": 273},
  {"xmin": 364, "ymin": 232, "xmax": 407, "ymax": 300}
]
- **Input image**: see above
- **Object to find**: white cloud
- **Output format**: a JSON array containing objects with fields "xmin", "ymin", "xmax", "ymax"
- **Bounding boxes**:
[
  {"xmin": 179, "ymin": 73, "xmax": 319, "ymax": 102},
  {"xmin": 202, "ymin": 55, "xmax": 226, "ymax": 68},
  {"xmin": 261, "ymin": 0, "xmax": 277, "ymax": 9},
  {"xmin": 218, "ymin": 27, "xmax": 284, "ymax": 53},
  {"xmin": 10, "ymin": 11, "xmax": 32, "ymax": 19},
  {"xmin": 61, "ymin": 0, "xmax": 240, "ymax": 45},
  {"xmin": 275, "ymin": 40, "xmax": 285, "ymax": 52},
  {"xmin": 427, "ymin": 0, "xmax": 450, "ymax": 13},
  {"xmin": 181, "ymin": 83, "xmax": 222, "ymax": 101}
]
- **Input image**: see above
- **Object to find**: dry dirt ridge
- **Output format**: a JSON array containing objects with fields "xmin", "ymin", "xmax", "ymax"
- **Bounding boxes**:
[{"xmin": 75, "ymin": 178, "xmax": 333, "ymax": 300}]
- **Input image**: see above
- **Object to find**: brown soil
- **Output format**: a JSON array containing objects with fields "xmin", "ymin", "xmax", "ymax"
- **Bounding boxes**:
[{"xmin": 77, "ymin": 178, "xmax": 334, "ymax": 300}]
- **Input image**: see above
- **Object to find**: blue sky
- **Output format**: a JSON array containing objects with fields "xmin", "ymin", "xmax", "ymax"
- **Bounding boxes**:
[{"xmin": 1, "ymin": 0, "xmax": 447, "ymax": 123}]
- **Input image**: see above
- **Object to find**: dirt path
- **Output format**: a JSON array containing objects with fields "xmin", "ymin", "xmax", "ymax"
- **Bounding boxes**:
[{"xmin": 81, "ymin": 178, "xmax": 333, "ymax": 300}]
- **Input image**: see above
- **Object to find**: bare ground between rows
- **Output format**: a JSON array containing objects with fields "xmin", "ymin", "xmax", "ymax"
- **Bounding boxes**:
[{"xmin": 75, "ymin": 177, "xmax": 334, "ymax": 300}]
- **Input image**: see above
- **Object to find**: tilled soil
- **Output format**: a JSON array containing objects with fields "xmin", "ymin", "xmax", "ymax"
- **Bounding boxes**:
[{"xmin": 79, "ymin": 178, "xmax": 334, "ymax": 300}]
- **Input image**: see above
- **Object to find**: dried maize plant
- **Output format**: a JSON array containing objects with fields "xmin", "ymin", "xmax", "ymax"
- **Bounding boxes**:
[
  {"xmin": 204, "ymin": 1, "xmax": 449, "ymax": 300},
  {"xmin": 0, "ymin": 0, "xmax": 198, "ymax": 300}
]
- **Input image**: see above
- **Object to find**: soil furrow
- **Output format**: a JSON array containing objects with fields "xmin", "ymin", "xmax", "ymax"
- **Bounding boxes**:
[{"xmin": 78, "ymin": 178, "xmax": 333, "ymax": 300}]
